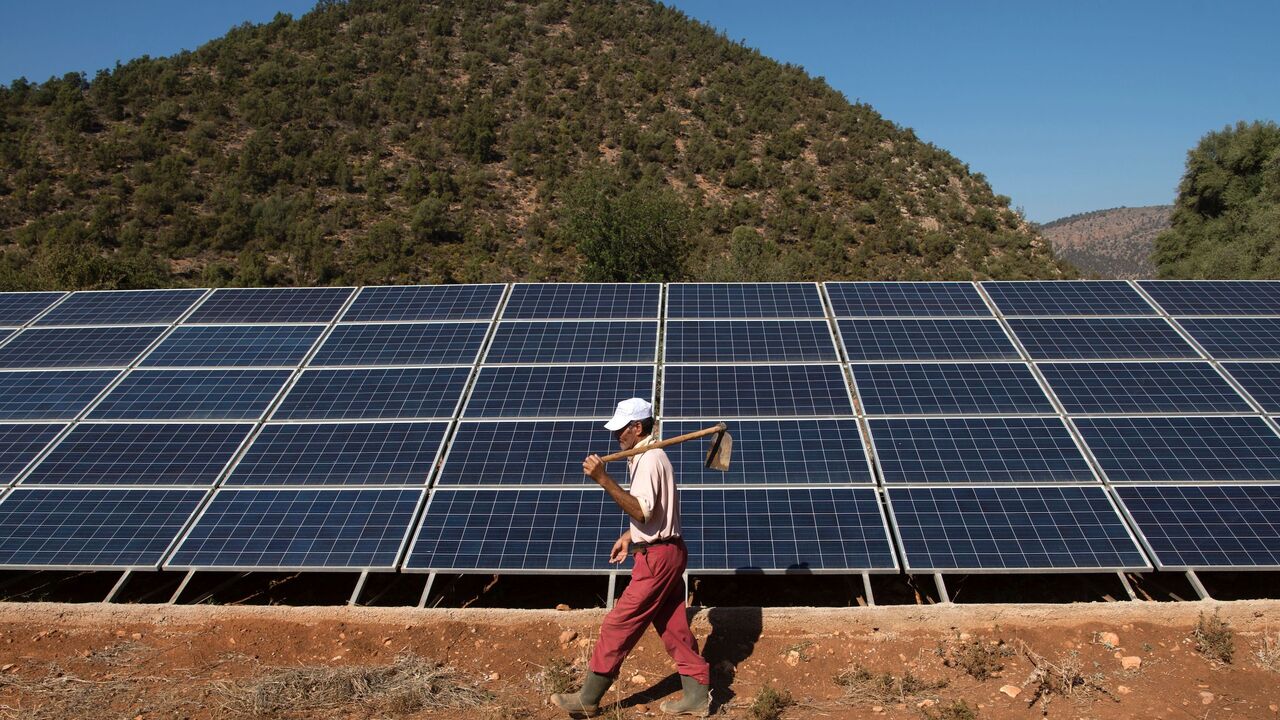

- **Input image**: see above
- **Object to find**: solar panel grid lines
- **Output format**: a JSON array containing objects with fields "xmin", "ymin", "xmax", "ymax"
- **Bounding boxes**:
[
  {"xmin": 465, "ymin": 365, "xmax": 657, "ymax": 419},
  {"xmin": 1113, "ymin": 483, "xmax": 1280, "ymax": 570},
  {"xmin": 1006, "ymin": 317, "xmax": 1201, "ymax": 360},
  {"xmin": 1071, "ymin": 415, "xmax": 1280, "ymax": 484},
  {"xmin": 309, "ymin": 321, "xmax": 491, "ymax": 367},
  {"xmin": 483, "ymin": 320, "xmax": 659, "ymax": 365},
  {"xmin": 87, "ymin": 369, "xmax": 294, "ymax": 421},
  {"xmin": 0, "ymin": 292, "xmax": 67, "ymax": 326},
  {"xmin": 850, "ymin": 362, "xmax": 1056, "ymax": 416},
  {"xmin": 662, "ymin": 364, "xmax": 856, "ymax": 419},
  {"xmin": 0, "ymin": 370, "xmax": 123, "ymax": 421},
  {"xmin": 665, "ymin": 282, "xmax": 826, "ymax": 319},
  {"xmin": 664, "ymin": 319, "xmax": 840, "ymax": 363},
  {"xmin": 33, "ymin": 288, "xmax": 208, "ymax": 327},
  {"xmin": 981, "ymin": 280, "xmax": 1158, "ymax": 317},
  {"xmin": 139, "ymin": 324, "xmax": 328, "ymax": 368},
  {"xmin": 834, "ymin": 318, "xmax": 1020, "ymax": 361},
  {"xmin": 661, "ymin": 418, "xmax": 876, "ymax": 487},
  {"xmin": 1138, "ymin": 280, "xmax": 1280, "ymax": 316},
  {"xmin": 0, "ymin": 325, "xmax": 171, "ymax": 370},
  {"xmin": 1038, "ymin": 361, "xmax": 1255, "ymax": 414},
  {"xmin": 502, "ymin": 283, "xmax": 661, "ymax": 320},
  {"xmin": 1174, "ymin": 317, "xmax": 1280, "ymax": 360},
  {"xmin": 824, "ymin": 282, "xmax": 991, "ymax": 318},
  {"xmin": 338, "ymin": 284, "xmax": 506, "ymax": 322},
  {"xmin": 272, "ymin": 366, "xmax": 473, "ymax": 421},
  {"xmin": 0, "ymin": 423, "xmax": 67, "ymax": 487},
  {"xmin": 222, "ymin": 421, "xmax": 450, "ymax": 487},
  {"xmin": 433, "ymin": 419, "xmax": 626, "ymax": 488},
  {"xmin": 1220, "ymin": 363, "xmax": 1280, "ymax": 413},
  {"xmin": 184, "ymin": 286, "xmax": 356, "ymax": 325}
]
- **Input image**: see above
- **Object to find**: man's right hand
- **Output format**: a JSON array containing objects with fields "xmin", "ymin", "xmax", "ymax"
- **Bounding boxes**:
[{"xmin": 609, "ymin": 533, "xmax": 631, "ymax": 564}]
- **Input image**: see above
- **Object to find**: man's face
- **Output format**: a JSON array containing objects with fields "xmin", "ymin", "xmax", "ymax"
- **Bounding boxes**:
[{"xmin": 613, "ymin": 420, "xmax": 645, "ymax": 451}]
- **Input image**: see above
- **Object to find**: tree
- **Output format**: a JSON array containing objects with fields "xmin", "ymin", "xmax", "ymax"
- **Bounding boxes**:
[{"xmin": 560, "ymin": 169, "xmax": 690, "ymax": 282}]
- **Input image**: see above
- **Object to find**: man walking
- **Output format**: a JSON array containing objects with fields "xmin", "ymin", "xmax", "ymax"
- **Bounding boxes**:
[{"xmin": 551, "ymin": 397, "xmax": 711, "ymax": 717}]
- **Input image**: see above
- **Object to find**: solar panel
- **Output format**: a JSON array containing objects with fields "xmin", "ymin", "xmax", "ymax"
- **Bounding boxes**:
[
  {"xmin": 837, "ymin": 319, "xmax": 1018, "ymax": 361},
  {"xmin": 1221, "ymin": 362, "xmax": 1280, "ymax": 412},
  {"xmin": 34, "ymin": 289, "xmax": 204, "ymax": 326},
  {"xmin": 1007, "ymin": 317, "xmax": 1198, "ymax": 360},
  {"xmin": 140, "ymin": 325, "xmax": 325, "ymax": 367},
  {"xmin": 665, "ymin": 320, "xmax": 838, "ymax": 363},
  {"xmin": 1115, "ymin": 484, "xmax": 1280, "ymax": 569},
  {"xmin": 0, "ymin": 292, "xmax": 65, "ymax": 325},
  {"xmin": 663, "ymin": 419, "xmax": 873, "ymax": 486},
  {"xmin": 1039, "ymin": 362, "xmax": 1252, "ymax": 414},
  {"xmin": 825, "ymin": 282, "xmax": 989, "ymax": 318},
  {"xmin": 0, "ymin": 370, "xmax": 119, "ymax": 420},
  {"xmin": 983, "ymin": 281, "xmax": 1155, "ymax": 316},
  {"xmin": 1073, "ymin": 416, "xmax": 1280, "ymax": 483},
  {"xmin": 310, "ymin": 322, "xmax": 489, "ymax": 366},
  {"xmin": 1139, "ymin": 280, "xmax": 1280, "ymax": 315},
  {"xmin": 225, "ymin": 422, "xmax": 448, "ymax": 486},
  {"xmin": 273, "ymin": 367, "xmax": 471, "ymax": 420},
  {"xmin": 666, "ymin": 283, "xmax": 826, "ymax": 319},
  {"xmin": 502, "ymin": 283, "xmax": 659, "ymax": 319},
  {"xmin": 465, "ymin": 365, "xmax": 654, "ymax": 419},
  {"xmin": 21, "ymin": 423, "xmax": 251, "ymax": 486},
  {"xmin": 851, "ymin": 363, "xmax": 1053, "ymax": 415},
  {"xmin": 887, "ymin": 485, "xmax": 1149, "ymax": 571},
  {"xmin": 0, "ymin": 326, "xmax": 166, "ymax": 369},
  {"xmin": 0, "ymin": 488, "xmax": 206, "ymax": 568},
  {"xmin": 0, "ymin": 424, "xmax": 65, "ymax": 484},
  {"xmin": 485, "ymin": 321, "xmax": 658, "ymax": 364},
  {"xmin": 404, "ymin": 488, "xmax": 628, "ymax": 572},
  {"xmin": 185, "ymin": 287, "xmax": 354, "ymax": 324},
  {"xmin": 663, "ymin": 364, "xmax": 853, "ymax": 418},
  {"xmin": 341, "ymin": 284, "xmax": 504, "ymax": 322},
  {"xmin": 869, "ymin": 417, "xmax": 1096, "ymax": 484},
  {"xmin": 88, "ymin": 369, "xmax": 290, "ymax": 421},
  {"xmin": 1179, "ymin": 317, "xmax": 1280, "ymax": 359},
  {"xmin": 682, "ymin": 487, "xmax": 897, "ymax": 572},
  {"xmin": 435, "ymin": 420, "xmax": 624, "ymax": 487},
  {"xmin": 167, "ymin": 488, "xmax": 421, "ymax": 569}
]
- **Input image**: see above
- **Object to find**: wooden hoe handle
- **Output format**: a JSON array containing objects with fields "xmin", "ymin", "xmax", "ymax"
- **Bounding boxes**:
[{"xmin": 598, "ymin": 423, "xmax": 727, "ymax": 462}]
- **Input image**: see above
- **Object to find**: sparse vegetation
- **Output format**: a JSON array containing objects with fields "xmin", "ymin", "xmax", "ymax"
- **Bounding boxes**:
[
  {"xmin": 1253, "ymin": 629, "xmax": 1280, "ymax": 672},
  {"xmin": 922, "ymin": 699, "xmax": 980, "ymax": 720},
  {"xmin": 834, "ymin": 664, "xmax": 948, "ymax": 705},
  {"xmin": 1016, "ymin": 641, "xmax": 1115, "ymax": 712},
  {"xmin": 1192, "ymin": 610, "xmax": 1235, "ymax": 665},
  {"xmin": 530, "ymin": 656, "xmax": 578, "ymax": 694},
  {"xmin": 937, "ymin": 634, "xmax": 1009, "ymax": 681},
  {"xmin": 749, "ymin": 685, "xmax": 795, "ymax": 720}
]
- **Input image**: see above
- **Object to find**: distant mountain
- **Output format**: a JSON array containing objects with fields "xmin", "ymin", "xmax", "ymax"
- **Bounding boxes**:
[{"xmin": 1038, "ymin": 206, "xmax": 1171, "ymax": 279}]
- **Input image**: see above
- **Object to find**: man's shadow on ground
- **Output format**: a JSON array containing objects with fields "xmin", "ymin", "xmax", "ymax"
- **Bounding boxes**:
[{"xmin": 617, "ymin": 606, "xmax": 764, "ymax": 714}]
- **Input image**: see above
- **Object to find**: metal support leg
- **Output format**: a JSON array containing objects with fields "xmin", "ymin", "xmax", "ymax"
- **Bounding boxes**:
[
  {"xmin": 1116, "ymin": 572, "xmax": 1138, "ymax": 601},
  {"xmin": 861, "ymin": 572, "xmax": 876, "ymax": 607},
  {"xmin": 417, "ymin": 572, "xmax": 437, "ymax": 609},
  {"xmin": 169, "ymin": 570, "xmax": 196, "ymax": 604},
  {"xmin": 104, "ymin": 570, "xmax": 132, "ymax": 603},
  {"xmin": 933, "ymin": 573, "xmax": 951, "ymax": 604},
  {"xmin": 348, "ymin": 571, "xmax": 369, "ymax": 606},
  {"xmin": 683, "ymin": 572, "xmax": 691, "ymax": 606},
  {"xmin": 1185, "ymin": 570, "xmax": 1212, "ymax": 601},
  {"xmin": 606, "ymin": 573, "xmax": 617, "ymax": 609},
  {"xmin": 188, "ymin": 572, "xmax": 251, "ymax": 605}
]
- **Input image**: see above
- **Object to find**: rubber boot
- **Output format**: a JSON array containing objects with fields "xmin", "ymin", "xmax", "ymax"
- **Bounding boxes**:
[
  {"xmin": 551, "ymin": 671, "xmax": 614, "ymax": 718},
  {"xmin": 659, "ymin": 674, "xmax": 712, "ymax": 716}
]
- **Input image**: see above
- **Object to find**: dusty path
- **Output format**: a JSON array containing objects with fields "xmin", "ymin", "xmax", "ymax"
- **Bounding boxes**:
[{"xmin": 2, "ymin": 601, "xmax": 1279, "ymax": 718}]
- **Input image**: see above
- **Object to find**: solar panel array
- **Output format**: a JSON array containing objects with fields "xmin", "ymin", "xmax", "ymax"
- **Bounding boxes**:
[{"xmin": 1, "ymin": 280, "xmax": 1280, "ymax": 578}]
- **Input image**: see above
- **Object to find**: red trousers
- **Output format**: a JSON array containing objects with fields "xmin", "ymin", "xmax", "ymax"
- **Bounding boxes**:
[{"xmin": 589, "ymin": 538, "xmax": 711, "ymax": 685}]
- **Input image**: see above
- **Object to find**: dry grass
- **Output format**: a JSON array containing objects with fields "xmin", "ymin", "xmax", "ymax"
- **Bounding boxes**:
[
  {"xmin": 528, "ymin": 656, "xmax": 579, "ymax": 695},
  {"xmin": 1016, "ymin": 640, "xmax": 1114, "ymax": 712},
  {"xmin": 1252, "ymin": 629, "xmax": 1280, "ymax": 672},
  {"xmin": 833, "ymin": 663, "xmax": 948, "ymax": 706},
  {"xmin": 1192, "ymin": 610, "xmax": 1235, "ymax": 665},
  {"xmin": 921, "ymin": 699, "xmax": 980, "ymax": 720},
  {"xmin": 748, "ymin": 685, "xmax": 794, "ymax": 720},
  {"xmin": 0, "ymin": 665, "xmax": 193, "ymax": 720},
  {"xmin": 937, "ymin": 634, "xmax": 1010, "ymax": 681}
]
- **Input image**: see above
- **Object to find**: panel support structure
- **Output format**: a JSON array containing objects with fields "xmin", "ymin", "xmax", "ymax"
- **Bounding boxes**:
[
  {"xmin": 104, "ymin": 570, "xmax": 132, "ymax": 603},
  {"xmin": 348, "ymin": 571, "xmax": 370, "ymax": 606},
  {"xmin": 168, "ymin": 570, "xmax": 196, "ymax": 604},
  {"xmin": 418, "ymin": 572, "xmax": 438, "ymax": 609},
  {"xmin": 933, "ymin": 573, "xmax": 951, "ymax": 604},
  {"xmin": 1185, "ymin": 570, "xmax": 1212, "ymax": 601},
  {"xmin": 861, "ymin": 572, "xmax": 876, "ymax": 607},
  {"xmin": 1116, "ymin": 572, "xmax": 1138, "ymax": 601},
  {"xmin": 606, "ymin": 573, "xmax": 618, "ymax": 610}
]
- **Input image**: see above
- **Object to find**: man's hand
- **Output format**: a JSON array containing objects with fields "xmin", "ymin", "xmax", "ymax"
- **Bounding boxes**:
[
  {"xmin": 583, "ymin": 454, "xmax": 609, "ymax": 485},
  {"xmin": 609, "ymin": 533, "xmax": 631, "ymax": 564}
]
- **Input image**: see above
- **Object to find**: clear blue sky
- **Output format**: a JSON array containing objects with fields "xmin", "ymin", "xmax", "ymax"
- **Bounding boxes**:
[{"xmin": 2, "ymin": 1, "xmax": 1276, "ymax": 222}]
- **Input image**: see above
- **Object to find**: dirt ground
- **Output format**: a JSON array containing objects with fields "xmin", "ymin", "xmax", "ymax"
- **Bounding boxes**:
[{"xmin": 1, "ymin": 601, "xmax": 1279, "ymax": 719}]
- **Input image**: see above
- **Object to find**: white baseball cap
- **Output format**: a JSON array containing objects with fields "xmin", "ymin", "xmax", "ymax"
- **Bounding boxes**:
[{"xmin": 604, "ymin": 397, "xmax": 653, "ymax": 431}]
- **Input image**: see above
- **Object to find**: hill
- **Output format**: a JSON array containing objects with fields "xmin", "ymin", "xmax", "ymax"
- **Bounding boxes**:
[
  {"xmin": 1038, "ymin": 206, "xmax": 1170, "ymax": 279},
  {"xmin": 0, "ymin": 0, "xmax": 1068, "ymax": 289}
]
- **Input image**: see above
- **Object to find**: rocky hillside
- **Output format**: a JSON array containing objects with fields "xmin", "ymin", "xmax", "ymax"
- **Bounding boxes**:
[
  {"xmin": 0, "ymin": 0, "xmax": 1068, "ymax": 289},
  {"xmin": 1039, "ymin": 206, "xmax": 1170, "ymax": 279}
]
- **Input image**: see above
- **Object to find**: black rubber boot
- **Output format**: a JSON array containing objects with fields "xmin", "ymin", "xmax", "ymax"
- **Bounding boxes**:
[
  {"xmin": 550, "ymin": 671, "xmax": 614, "ymax": 718},
  {"xmin": 659, "ymin": 674, "xmax": 712, "ymax": 716}
]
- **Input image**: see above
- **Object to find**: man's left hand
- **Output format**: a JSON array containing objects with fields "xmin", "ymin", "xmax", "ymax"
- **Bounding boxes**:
[{"xmin": 583, "ymin": 454, "xmax": 608, "ymax": 484}]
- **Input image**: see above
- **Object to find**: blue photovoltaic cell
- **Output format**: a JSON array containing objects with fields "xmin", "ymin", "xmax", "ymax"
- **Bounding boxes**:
[
  {"xmin": 88, "ymin": 369, "xmax": 290, "ymax": 421},
  {"xmin": 1222, "ymin": 363, "xmax": 1280, "ymax": 412},
  {"xmin": 663, "ymin": 365, "xmax": 853, "ymax": 418},
  {"xmin": 888, "ymin": 485, "xmax": 1148, "ymax": 571},
  {"xmin": 185, "ymin": 287, "xmax": 354, "ymax": 324},
  {"xmin": 141, "ymin": 325, "xmax": 324, "ymax": 367},
  {"xmin": 825, "ymin": 282, "xmax": 989, "ymax": 318},
  {"xmin": 1115, "ymin": 484, "xmax": 1280, "ymax": 569},
  {"xmin": 870, "ymin": 417, "xmax": 1095, "ymax": 484},
  {"xmin": 0, "ymin": 488, "xmax": 206, "ymax": 568},
  {"xmin": 0, "ymin": 370, "xmax": 118, "ymax": 420},
  {"xmin": 34, "ymin": 289, "xmax": 205, "ymax": 326},
  {"xmin": 485, "ymin": 321, "xmax": 658, "ymax": 364},
  {"xmin": 503, "ymin": 284, "xmax": 659, "ymax": 319},
  {"xmin": 167, "ymin": 488, "xmax": 421, "ymax": 569},
  {"xmin": 341, "ymin": 284, "xmax": 504, "ymax": 322},
  {"xmin": 0, "ymin": 292, "xmax": 64, "ymax": 325},
  {"xmin": 273, "ymin": 367, "xmax": 470, "ymax": 420},
  {"xmin": 21, "ymin": 423, "xmax": 251, "ymax": 486},
  {"xmin": 1074, "ymin": 416, "xmax": 1280, "ymax": 483},
  {"xmin": 666, "ymin": 283, "xmax": 826, "ymax": 319},
  {"xmin": 1007, "ymin": 317, "xmax": 1197, "ymax": 360},
  {"xmin": 0, "ymin": 424, "xmax": 65, "ymax": 484},
  {"xmin": 226, "ymin": 422, "xmax": 448, "ymax": 486},
  {"xmin": 435, "ymin": 420, "xmax": 624, "ymax": 487},
  {"xmin": 1139, "ymin": 280, "xmax": 1280, "ymax": 315},
  {"xmin": 983, "ymin": 281, "xmax": 1155, "ymax": 316},
  {"xmin": 311, "ymin": 322, "xmax": 488, "ymax": 366},
  {"xmin": 837, "ymin": 319, "xmax": 1018, "ymax": 361},
  {"xmin": 405, "ymin": 489, "xmax": 628, "ymax": 572},
  {"xmin": 1180, "ymin": 318, "xmax": 1280, "ymax": 359},
  {"xmin": 663, "ymin": 419, "xmax": 873, "ymax": 486},
  {"xmin": 852, "ymin": 363, "xmax": 1053, "ymax": 415},
  {"xmin": 665, "ymin": 320, "xmax": 837, "ymax": 363},
  {"xmin": 1039, "ymin": 362, "xmax": 1252, "ymax": 414},
  {"xmin": 682, "ymin": 488, "xmax": 897, "ymax": 572},
  {"xmin": 0, "ymin": 326, "xmax": 166, "ymax": 369},
  {"xmin": 466, "ymin": 365, "xmax": 654, "ymax": 418}
]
